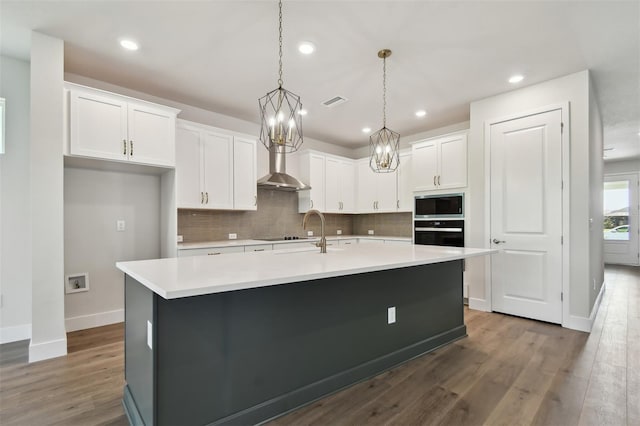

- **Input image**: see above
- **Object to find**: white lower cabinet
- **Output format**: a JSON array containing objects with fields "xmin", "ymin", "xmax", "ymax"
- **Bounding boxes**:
[{"xmin": 178, "ymin": 246, "xmax": 245, "ymax": 257}]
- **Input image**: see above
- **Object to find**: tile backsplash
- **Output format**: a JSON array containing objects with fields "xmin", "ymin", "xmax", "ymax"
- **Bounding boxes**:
[{"xmin": 178, "ymin": 189, "xmax": 412, "ymax": 243}]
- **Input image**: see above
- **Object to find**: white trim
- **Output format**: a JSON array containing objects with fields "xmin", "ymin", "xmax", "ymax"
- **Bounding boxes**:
[
  {"xmin": 0, "ymin": 324, "xmax": 32, "ymax": 344},
  {"xmin": 29, "ymin": 337, "xmax": 67, "ymax": 363},
  {"xmin": 65, "ymin": 309, "xmax": 124, "ymax": 332},
  {"xmin": 468, "ymin": 297, "xmax": 491, "ymax": 312},
  {"xmin": 564, "ymin": 280, "xmax": 606, "ymax": 332},
  {"xmin": 484, "ymin": 102, "xmax": 571, "ymax": 326}
]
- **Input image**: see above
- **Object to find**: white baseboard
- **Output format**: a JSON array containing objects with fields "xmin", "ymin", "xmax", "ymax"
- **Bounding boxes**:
[
  {"xmin": 29, "ymin": 337, "xmax": 67, "ymax": 363},
  {"xmin": 65, "ymin": 309, "xmax": 124, "ymax": 332},
  {"xmin": 468, "ymin": 297, "xmax": 491, "ymax": 312},
  {"xmin": 564, "ymin": 281, "xmax": 606, "ymax": 333},
  {"xmin": 0, "ymin": 324, "xmax": 32, "ymax": 344}
]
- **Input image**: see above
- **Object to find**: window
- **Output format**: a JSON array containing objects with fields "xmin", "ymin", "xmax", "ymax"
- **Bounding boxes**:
[{"xmin": 603, "ymin": 180, "xmax": 630, "ymax": 241}]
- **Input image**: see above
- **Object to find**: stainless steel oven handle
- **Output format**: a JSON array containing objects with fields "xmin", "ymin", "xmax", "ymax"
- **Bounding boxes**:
[{"xmin": 415, "ymin": 227, "xmax": 463, "ymax": 232}]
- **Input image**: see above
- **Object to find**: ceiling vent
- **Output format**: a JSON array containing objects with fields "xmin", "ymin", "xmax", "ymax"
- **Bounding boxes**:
[{"xmin": 321, "ymin": 96, "xmax": 348, "ymax": 108}]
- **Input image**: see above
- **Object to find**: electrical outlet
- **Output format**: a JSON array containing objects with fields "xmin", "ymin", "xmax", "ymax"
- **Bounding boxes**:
[
  {"xmin": 368, "ymin": 229, "xmax": 374, "ymax": 235},
  {"xmin": 337, "ymin": 229, "xmax": 342, "ymax": 235},
  {"xmin": 177, "ymin": 235, "xmax": 183, "ymax": 243},
  {"xmin": 388, "ymin": 307, "xmax": 396, "ymax": 324},
  {"xmin": 307, "ymin": 230, "xmax": 314, "ymax": 237},
  {"xmin": 229, "ymin": 233, "xmax": 237, "ymax": 240},
  {"xmin": 116, "ymin": 220, "xmax": 126, "ymax": 232}
]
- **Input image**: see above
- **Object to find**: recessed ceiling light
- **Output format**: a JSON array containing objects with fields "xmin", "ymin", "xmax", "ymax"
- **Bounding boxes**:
[
  {"xmin": 415, "ymin": 110, "xmax": 427, "ymax": 117},
  {"xmin": 298, "ymin": 109, "xmax": 308, "ymax": 116},
  {"xmin": 508, "ymin": 74, "xmax": 524, "ymax": 84},
  {"xmin": 362, "ymin": 127, "xmax": 371, "ymax": 133},
  {"xmin": 119, "ymin": 39, "xmax": 139, "ymax": 51},
  {"xmin": 298, "ymin": 41, "xmax": 315, "ymax": 55}
]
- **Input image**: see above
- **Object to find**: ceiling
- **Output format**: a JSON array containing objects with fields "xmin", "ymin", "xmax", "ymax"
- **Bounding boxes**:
[{"xmin": 1, "ymin": 1, "xmax": 639, "ymax": 160}]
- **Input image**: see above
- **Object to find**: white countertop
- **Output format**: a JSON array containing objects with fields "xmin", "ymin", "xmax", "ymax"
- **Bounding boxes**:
[
  {"xmin": 117, "ymin": 244, "xmax": 496, "ymax": 300},
  {"xmin": 177, "ymin": 235, "xmax": 411, "ymax": 250}
]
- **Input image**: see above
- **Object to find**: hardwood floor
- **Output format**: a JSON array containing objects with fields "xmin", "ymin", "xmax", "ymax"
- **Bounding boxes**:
[{"xmin": 0, "ymin": 265, "xmax": 637, "ymax": 425}]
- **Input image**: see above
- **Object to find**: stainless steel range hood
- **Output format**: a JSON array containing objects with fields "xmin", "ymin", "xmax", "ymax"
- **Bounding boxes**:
[{"xmin": 257, "ymin": 144, "xmax": 310, "ymax": 192}]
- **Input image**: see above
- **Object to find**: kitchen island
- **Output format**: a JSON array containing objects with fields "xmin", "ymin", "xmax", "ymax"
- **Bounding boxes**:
[{"xmin": 117, "ymin": 244, "xmax": 495, "ymax": 426}]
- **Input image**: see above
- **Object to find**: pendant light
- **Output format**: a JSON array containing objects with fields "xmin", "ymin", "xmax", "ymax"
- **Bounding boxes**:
[
  {"xmin": 369, "ymin": 49, "xmax": 400, "ymax": 173},
  {"xmin": 258, "ymin": 0, "xmax": 304, "ymax": 153}
]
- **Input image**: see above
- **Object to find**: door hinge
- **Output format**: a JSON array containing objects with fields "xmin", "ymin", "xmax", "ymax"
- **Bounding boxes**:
[{"xmin": 561, "ymin": 292, "xmax": 563, "ymax": 301}]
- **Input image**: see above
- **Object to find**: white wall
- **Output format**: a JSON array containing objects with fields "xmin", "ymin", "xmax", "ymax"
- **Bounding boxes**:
[
  {"xmin": 0, "ymin": 55, "xmax": 32, "ymax": 343},
  {"xmin": 64, "ymin": 168, "xmax": 161, "ymax": 331},
  {"xmin": 468, "ymin": 70, "xmax": 598, "ymax": 325},
  {"xmin": 604, "ymin": 159, "xmax": 640, "ymax": 174},
  {"xmin": 29, "ymin": 32, "xmax": 66, "ymax": 361}
]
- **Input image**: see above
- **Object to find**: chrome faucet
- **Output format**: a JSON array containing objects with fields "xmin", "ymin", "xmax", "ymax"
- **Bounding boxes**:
[{"xmin": 303, "ymin": 209, "xmax": 327, "ymax": 253}]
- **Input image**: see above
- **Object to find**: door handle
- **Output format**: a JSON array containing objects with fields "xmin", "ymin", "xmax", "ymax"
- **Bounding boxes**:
[{"xmin": 492, "ymin": 238, "xmax": 506, "ymax": 244}]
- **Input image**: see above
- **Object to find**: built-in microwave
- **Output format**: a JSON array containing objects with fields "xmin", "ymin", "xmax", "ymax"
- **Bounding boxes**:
[{"xmin": 414, "ymin": 193, "xmax": 464, "ymax": 219}]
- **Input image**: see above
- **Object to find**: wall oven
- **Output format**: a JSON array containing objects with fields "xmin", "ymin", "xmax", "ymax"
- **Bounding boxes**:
[{"xmin": 414, "ymin": 193, "xmax": 464, "ymax": 248}]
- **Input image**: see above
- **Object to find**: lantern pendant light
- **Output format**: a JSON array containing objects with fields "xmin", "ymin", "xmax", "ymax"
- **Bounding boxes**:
[
  {"xmin": 369, "ymin": 49, "xmax": 400, "ymax": 173},
  {"xmin": 258, "ymin": 0, "xmax": 304, "ymax": 153}
]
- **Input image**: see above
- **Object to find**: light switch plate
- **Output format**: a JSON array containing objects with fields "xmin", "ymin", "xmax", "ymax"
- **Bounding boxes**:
[
  {"xmin": 116, "ymin": 220, "xmax": 126, "ymax": 232},
  {"xmin": 388, "ymin": 307, "xmax": 396, "ymax": 324}
]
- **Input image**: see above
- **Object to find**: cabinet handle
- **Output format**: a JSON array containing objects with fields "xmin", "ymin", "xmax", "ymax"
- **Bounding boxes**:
[
  {"xmin": 201, "ymin": 192, "xmax": 204, "ymax": 204},
  {"xmin": 254, "ymin": 249, "xmax": 265, "ymax": 252},
  {"xmin": 310, "ymin": 200, "xmax": 314, "ymax": 209},
  {"xmin": 254, "ymin": 195, "xmax": 257, "ymax": 206},
  {"xmin": 205, "ymin": 192, "xmax": 209, "ymax": 204},
  {"xmin": 123, "ymin": 139, "xmax": 127, "ymax": 155},
  {"xmin": 373, "ymin": 201, "xmax": 376, "ymax": 210},
  {"xmin": 397, "ymin": 200, "xmax": 400, "ymax": 209},
  {"xmin": 438, "ymin": 175, "xmax": 441, "ymax": 186},
  {"xmin": 207, "ymin": 252, "xmax": 221, "ymax": 256},
  {"xmin": 433, "ymin": 175, "xmax": 436, "ymax": 186},
  {"xmin": 130, "ymin": 140, "xmax": 134, "ymax": 156}
]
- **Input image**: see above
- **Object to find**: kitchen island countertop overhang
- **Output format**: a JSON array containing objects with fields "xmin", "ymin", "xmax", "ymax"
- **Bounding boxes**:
[{"xmin": 116, "ymin": 244, "xmax": 497, "ymax": 299}]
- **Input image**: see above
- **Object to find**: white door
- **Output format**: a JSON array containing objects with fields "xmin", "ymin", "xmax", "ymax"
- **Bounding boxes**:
[
  {"xmin": 127, "ymin": 103, "xmax": 175, "ymax": 167},
  {"xmin": 69, "ymin": 91, "xmax": 128, "ymax": 161},
  {"xmin": 233, "ymin": 136, "xmax": 258, "ymax": 211},
  {"xmin": 490, "ymin": 109, "xmax": 563, "ymax": 324},
  {"xmin": 604, "ymin": 173, "xmax": 639, "ymax": 265},
  {"xmin": 202, "ymin": 131, "xmax": 233, "ymax": 209},
  {"xmin": 175, "ymin": 126, "xmax": 203, "ymax": 209}
]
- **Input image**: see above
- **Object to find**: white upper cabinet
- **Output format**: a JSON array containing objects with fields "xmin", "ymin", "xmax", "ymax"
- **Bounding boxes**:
[
  {"xmin": 325, "ymin": 157, "xmax": 355, "ymax": 213},
  {"xmin": 67, "ymin": 83, "xmax": 179, "ymax": 167},
  {"xmin": 233, "ymin": 136, "xmax": 258, "ymax": 211},
  {"xmin": 298, "ymin": 152, "xmax": 326, "ymax": 213},
  {"xmin": 175, "ymin": 120, "xmax": 257, "ymax": 211},
  {"xmin": 412, "ymin": 132, "xmax": 467, "ymax": 191},
  {"xmin": 397, "ymin": 151, "xmax": 413, "ymax": 212},
  {"xmin": 356, "ymin": 160, "xmax": 398, "ymax": 213}
]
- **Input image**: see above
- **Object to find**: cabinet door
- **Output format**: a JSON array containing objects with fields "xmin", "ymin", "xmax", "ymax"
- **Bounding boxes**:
[
  {"xmin": 438, "ymin": 134, "xmax": 467, "ymax": 189},
  {"xmin": 308, "ymin": 154, "xmax": 325, "ymax": 211},
  {"xmin": 202, "ymin": 131, "xmax": 234, "ymax": 209},
  {"xmin": 397, "ymin": 152, "xmax": 413, "ymax": 212},
  {"xmin": 412, "ymin": 141, "xmax": 438, "ymax": 191},
  {"xmin": 339, "ymin": 161, "xmax": 355, "ymax": 213},
  {"xmin": 324, "ymin": 157, "xmax": 341, "ymax": 213},
  {"xmin": 233, "ymin": 136, "xmax": 258, "ymax": 211},
  {"xmin": 376, "ymin": 171, "xmax": 398, "ymax": 212},
  {"xmin": 176, "ymin": 126, "xmax": 204, "ymax": 209},
  {"xmin": 127, "ymin": 103, "xmax": 175, "ymax": 167},
  {"xmin": 69, "ymin": 90, "xmax": 127, "ymax": 161},
  {"xmin": 356, "ymin": 161, "xmax": 376, "ymax": 213}
]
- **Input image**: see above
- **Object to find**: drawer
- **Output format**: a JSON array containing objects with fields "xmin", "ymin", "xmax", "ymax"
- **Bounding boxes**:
[{"xmin": 178, "ymin": 246, "xmax": 245, "ymax": 257}]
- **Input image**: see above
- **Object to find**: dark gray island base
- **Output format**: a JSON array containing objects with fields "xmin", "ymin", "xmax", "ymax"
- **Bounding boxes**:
[{"xmin": 123, "ymin": 260, "xmax": 466, "ymax": 426}]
